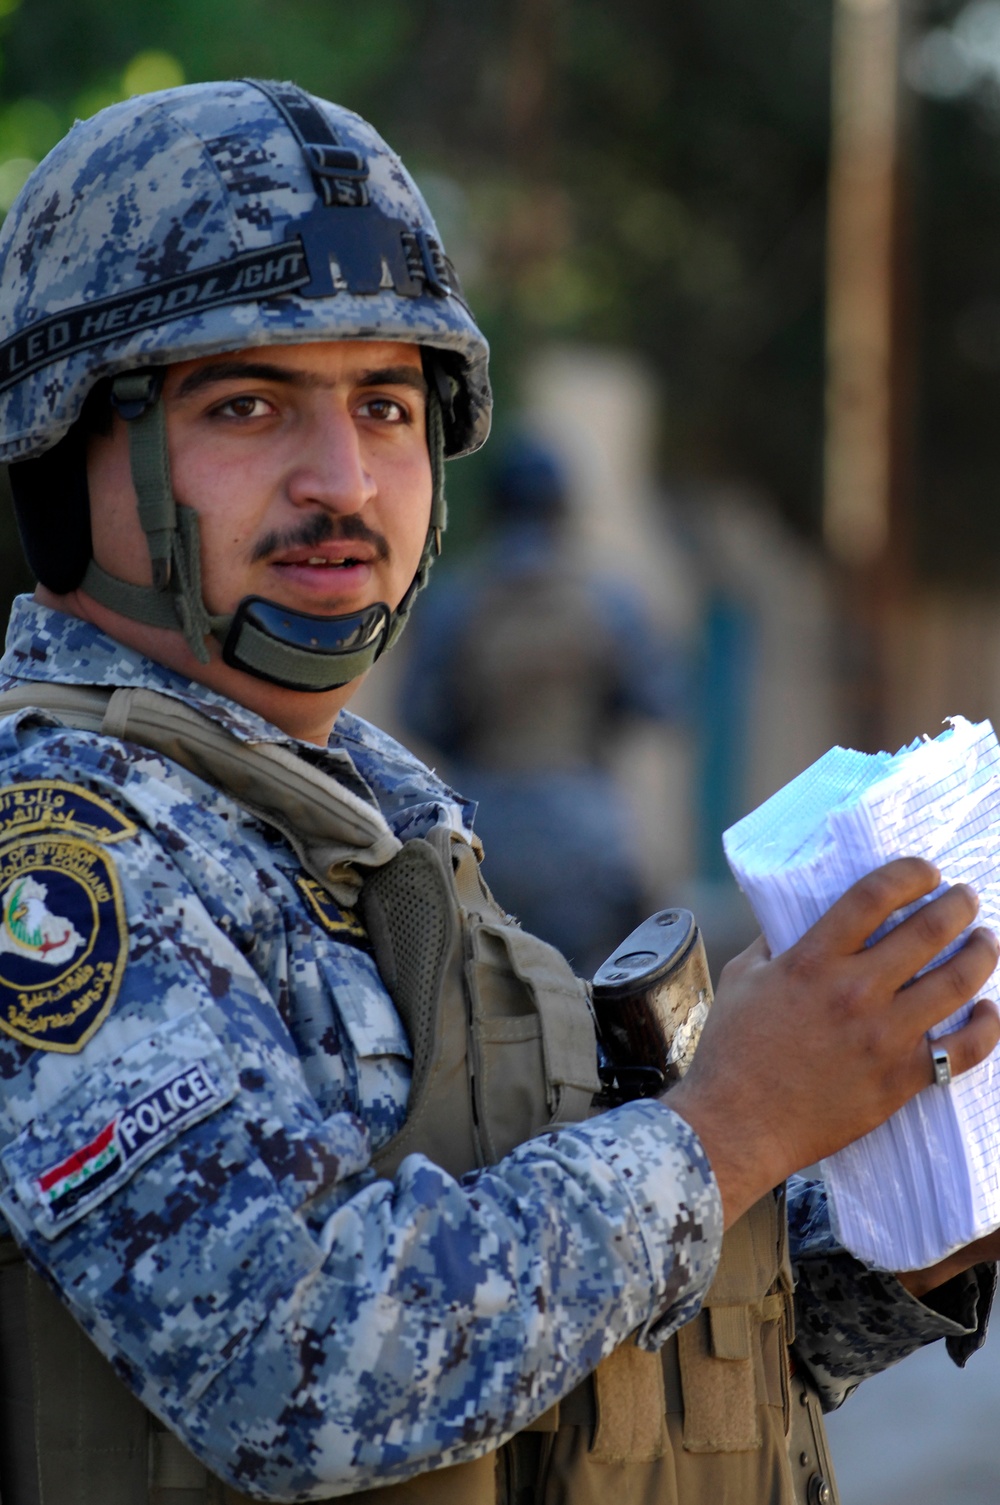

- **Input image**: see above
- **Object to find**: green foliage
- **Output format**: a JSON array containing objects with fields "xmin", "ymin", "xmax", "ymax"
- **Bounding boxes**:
[{"xmin": 0, "ymin": 0, "xmax": 415, "ymax": 116}]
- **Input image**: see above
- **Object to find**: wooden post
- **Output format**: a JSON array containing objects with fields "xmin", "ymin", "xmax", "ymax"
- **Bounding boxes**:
[
  {"xmin": 825, "ymin": 0, "xmax": 911, "ymax": 749},
  {"xmin": 824, "ymin": 0, "xmax": 902, "ymax": 569}
]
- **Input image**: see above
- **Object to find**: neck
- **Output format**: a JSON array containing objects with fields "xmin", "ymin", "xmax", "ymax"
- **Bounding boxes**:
[{"xmin": 33, "ymin": 586, "xmax": 361, "ymax": 746}]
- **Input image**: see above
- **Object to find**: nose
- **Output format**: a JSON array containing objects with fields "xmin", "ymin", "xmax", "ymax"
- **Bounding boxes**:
[{"xmin": 285, "ymin": 405, "xmax": 376, "ymax": 515}]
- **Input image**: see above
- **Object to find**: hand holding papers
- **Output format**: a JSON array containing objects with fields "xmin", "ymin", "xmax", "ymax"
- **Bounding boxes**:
[{"xmin": 723, "ymin": 716, "xmax": 1000, "ymax": 1271}]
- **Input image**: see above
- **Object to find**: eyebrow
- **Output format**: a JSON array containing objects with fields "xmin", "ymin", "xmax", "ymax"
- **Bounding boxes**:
[{"xmin": 174, "ymin": 359, "xmax": 429, "ymax": 400}]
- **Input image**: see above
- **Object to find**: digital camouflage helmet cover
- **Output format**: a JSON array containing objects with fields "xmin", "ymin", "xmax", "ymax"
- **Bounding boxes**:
[{"xmin": 0, "ymin": 79, "xmax": 491, "ymax": 689}]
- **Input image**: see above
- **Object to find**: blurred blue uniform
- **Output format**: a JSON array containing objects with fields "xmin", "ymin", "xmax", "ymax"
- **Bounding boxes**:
[{"xmin": 401, "ymin": 441, "xmax": 686, "ymax": 975}]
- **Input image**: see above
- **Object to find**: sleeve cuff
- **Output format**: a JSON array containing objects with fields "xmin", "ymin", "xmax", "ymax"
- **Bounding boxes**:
[
  {"xmin": 788, "ymin": 1173, "xmax": 997, "ymax": 1408},
  {"xmin": 917, "ymin": 1261, "xmax": 996, "ymax": 1367}
]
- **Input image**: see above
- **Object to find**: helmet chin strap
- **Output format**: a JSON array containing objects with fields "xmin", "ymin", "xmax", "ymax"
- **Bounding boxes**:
[{"xmin": 81, "ymin": 369, "xmax": 447, "ymax": 693}]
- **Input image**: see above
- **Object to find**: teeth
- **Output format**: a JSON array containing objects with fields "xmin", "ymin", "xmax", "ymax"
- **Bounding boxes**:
[{"xmin": 304, "ymin": 556, "xmax": 353, "ymax": 566}]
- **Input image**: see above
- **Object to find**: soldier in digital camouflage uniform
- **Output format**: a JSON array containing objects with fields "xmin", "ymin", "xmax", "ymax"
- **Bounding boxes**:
[{"xmin": 0, "ymin": 79, "xmax": 998, "ymax": 1505}]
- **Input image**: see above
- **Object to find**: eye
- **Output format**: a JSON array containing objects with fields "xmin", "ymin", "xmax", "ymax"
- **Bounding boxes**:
[
  {"xmin": 212, "ymin": 394, "xmax": 274, "ymax": 420},
  {"xmin": 357, "ymin": 395, "xmax": 409, "ymax": 424}
]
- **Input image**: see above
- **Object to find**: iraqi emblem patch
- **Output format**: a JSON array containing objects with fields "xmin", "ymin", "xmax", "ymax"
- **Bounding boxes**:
[
  {"xmin": 0, "ymin": 780, "xmax": 137, "ymax": 845},
  {"xmin": 0, "ymin": 833, "xmax": 127, "ymax": 1053}
]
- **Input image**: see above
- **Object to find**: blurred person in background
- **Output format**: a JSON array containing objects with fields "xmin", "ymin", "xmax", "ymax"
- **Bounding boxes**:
[
  {"xmin": 400, "ymin": 432, "xmax": 687, "ymax": 975},
  {"xmin": 0, "ymin": 77, "xmax": 998, "ymax": 1505}
]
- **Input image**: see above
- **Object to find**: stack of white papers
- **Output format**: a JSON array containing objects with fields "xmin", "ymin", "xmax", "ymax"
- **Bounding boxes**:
[{"xmin": 723, "ymin": 716, "xmax": 1000, "ymax": 1271}]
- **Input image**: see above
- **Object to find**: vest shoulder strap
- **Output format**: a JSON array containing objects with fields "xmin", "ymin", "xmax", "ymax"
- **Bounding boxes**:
[{"xmin": 0, "ymin": 681, "xmax": 401, "ymax": 903}]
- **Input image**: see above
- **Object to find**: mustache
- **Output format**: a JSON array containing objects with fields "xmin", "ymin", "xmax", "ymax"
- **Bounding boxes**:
[{"xmin": 251, "ymin": 511, "xmax": 390, "ymax": 565}]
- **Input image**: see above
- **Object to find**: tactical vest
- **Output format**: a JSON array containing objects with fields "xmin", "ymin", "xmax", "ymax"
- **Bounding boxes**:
[{"xmin": 0, "ymin": 683, "xmax": 839, "ymax": 1505}]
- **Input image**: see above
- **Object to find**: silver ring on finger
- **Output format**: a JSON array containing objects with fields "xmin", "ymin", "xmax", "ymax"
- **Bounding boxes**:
[{"xmin": 930, "ymin": 1042, "xmax": 952, "ymax": 1088}]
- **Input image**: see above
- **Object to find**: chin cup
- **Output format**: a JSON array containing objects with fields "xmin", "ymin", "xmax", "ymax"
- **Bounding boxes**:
[{"xmin": 221, "ymin": 594, "xmax": 391, "ymax": 692}]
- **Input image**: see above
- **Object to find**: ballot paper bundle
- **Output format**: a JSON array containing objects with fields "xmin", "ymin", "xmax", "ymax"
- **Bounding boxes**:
[{"xmin": 723, "ymin": 716, "xmax": 1000, "ymax": 1272}]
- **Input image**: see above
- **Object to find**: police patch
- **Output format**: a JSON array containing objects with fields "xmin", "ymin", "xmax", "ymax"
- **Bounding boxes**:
[
  {"xmin": 34, "ymin": 1060, "xmax": 225, "ymax": 1226},
  {"xmin": 0, "ymin": 780, "xmax": 137, "ymax": 844},
  {"xmin": 0, "ymin": 834, "xmax": 127, "ymax": 1052},
  {"xmin": 296, "ymin": 875, "xmax": 369, "ymax": 948}
]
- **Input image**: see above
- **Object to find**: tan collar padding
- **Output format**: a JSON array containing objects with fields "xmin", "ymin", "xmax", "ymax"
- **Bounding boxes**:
[{"xmin": 0, "ymin": 683, "xmax": 401, "ymax": 903}]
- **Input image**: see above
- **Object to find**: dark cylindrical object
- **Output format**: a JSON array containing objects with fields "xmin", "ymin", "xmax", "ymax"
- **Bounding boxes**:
[{"xmin": 592, "ymin": 908, "xmax": 713, "ymax": 1100}]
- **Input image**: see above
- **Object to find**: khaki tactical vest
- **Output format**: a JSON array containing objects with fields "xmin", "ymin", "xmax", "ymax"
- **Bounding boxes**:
[{"xmin": 0, "ymin": 684, "xmax": 839, "ymax": 1505}]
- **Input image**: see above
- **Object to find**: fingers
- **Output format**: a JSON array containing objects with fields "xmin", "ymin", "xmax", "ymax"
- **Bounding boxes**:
[
  {"xmin": 918, "ymin": 999, "xmax": 1000, "ymax": 1088},
  {"xmin": 813, "ymin": 857, "xmax": 942, "ymax": 956},
  {"xmin": 805, "ymin": 858, "xmax": 986, "ymax": 1003},
  {"xmin": 866, "ymin": 881, "xmax": 981, "ymax": 991},
  {"xmin": 903, "ymin": 925, "xmax": 1000, "ymax": 1035}
]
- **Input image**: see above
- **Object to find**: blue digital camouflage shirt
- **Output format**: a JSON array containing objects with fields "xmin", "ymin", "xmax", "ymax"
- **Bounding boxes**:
[{"xmin": 0, "ymin": 596, "xmax": 989, "ymax": 1499}]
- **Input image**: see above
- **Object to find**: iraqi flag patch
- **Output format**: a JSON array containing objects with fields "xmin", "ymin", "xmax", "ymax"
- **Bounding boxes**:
[{"xmin": 35, "ymin": 1060, "xmax": 225, "ymax": 1226}]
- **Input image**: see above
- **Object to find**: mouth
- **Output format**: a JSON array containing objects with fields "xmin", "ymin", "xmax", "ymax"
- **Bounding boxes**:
[
  {"xmin": 271, "ymin": 541, "xmax": 379, "ymax": 567},
  {"xmin": 251, "ymin": 517, "xmax": 391, "ymax": 606},
  {"xmin": 284, "ymin": 554, "xmax": 369, "ymax": 569},
  {"xmin": 266, "ymin": 544, "xmax": 380, "ymax": 602}
]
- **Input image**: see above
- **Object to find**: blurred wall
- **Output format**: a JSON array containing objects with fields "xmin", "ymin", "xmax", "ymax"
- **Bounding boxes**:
[
  {"xmin": 521, "ymin": 345, "xmax": 699, "ymax": 902},
  {"xmin": 886, "ymin": 592, "xmax": 1000, "ymax": 744}
]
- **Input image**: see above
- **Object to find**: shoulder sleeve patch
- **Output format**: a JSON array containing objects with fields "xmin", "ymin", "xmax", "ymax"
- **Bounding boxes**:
[
  {"xmin": 0, "ymin": 781, "xmax": 138, "ymax": 844},
  {"xmin": 0, "ymin": 1012, "xmax": 239, "ymax": 1238},
  {"xmin": 0, "ymin": 831, "xmax": 128, "ymax": 1052},
  {"xmin": 296, "ymin": 875, "xmax": 370, "ymax": 949}
]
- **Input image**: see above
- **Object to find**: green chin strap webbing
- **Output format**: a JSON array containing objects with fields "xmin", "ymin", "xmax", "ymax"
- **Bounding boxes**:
[{"xmin": 81, "ymin": 368, "xmax": 448, "ymax": 692}]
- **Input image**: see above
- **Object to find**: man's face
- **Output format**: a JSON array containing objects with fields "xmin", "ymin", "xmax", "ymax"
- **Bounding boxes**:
[{"xmin": 87, "ymin": 339, "xmax": 432, "ymax": 624}]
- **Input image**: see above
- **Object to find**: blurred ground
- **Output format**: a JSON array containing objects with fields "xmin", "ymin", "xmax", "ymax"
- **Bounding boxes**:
[{"xmin": 827, "ymin": 1330, "xmax": 1000, "ymax": 1504}]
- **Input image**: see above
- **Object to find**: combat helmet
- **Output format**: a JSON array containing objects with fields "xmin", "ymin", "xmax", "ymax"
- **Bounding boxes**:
[{"xmin": 0, "ymin": 78, "xmax": 491, "ymax": 690}]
